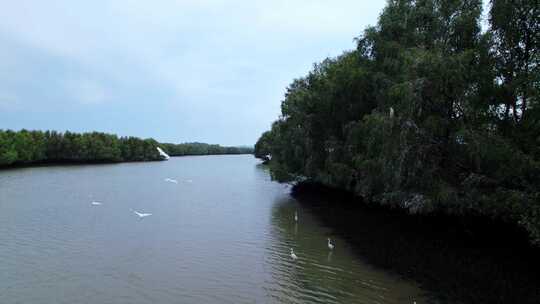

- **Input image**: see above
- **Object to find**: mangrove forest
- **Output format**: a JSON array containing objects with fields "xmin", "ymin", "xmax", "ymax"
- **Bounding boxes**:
[
  {"xmin": 255, "ymin": 0, "xmax": 540, "ymax": 244},
  {"xmin": 0, "ymin": 129, "xmax": 253, "ymax": 167}
]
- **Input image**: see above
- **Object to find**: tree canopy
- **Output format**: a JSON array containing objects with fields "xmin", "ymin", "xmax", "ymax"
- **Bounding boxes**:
[
  {"xmin": 161, "ymin": 142, "xmax": 253, "ymax": 156},
  {"xmin": 255, "ymin": 0, "xmax": 540, "ymax": 244},
  {"xmin": 0, "ymin": 129, "xmax": 253, "ymax": 167}
]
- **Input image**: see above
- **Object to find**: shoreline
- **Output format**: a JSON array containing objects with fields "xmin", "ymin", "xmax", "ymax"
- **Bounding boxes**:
[
  {"xmin": 291, "ymin": 181, "xmax": 540, "ymax": 304},
  {"xmin": 0, "ymin": 159, "xmax": 164, "ymax": 170},
  {"xmin": 168, "ymin": 153, "xmax": 253, "ymax": 158},
  {"xmin": 0, "ymin": 153, "xmax": 254, "ymax": 170}
]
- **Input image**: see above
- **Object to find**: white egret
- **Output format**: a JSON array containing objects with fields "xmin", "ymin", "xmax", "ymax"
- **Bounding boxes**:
[
  {"xmin": 164, "ymin": 178, "xmax": 178, "ymax": 184},
  {"xmin": 327, "ymin": 238, "xmax": 334, "ymax": 250},
  {"xmin": 132, "ymin": 210, "xmax": 152, "ymax": 218},
  {"xmin": 290, "ymin": 248, "xmax": 298, "ymax": 260},
  {"xmin": 156, "ymin": 147, "xmax": 170, "ymax": 160},
  {"xmin": 294, "ymin": 211, "xmax": 298, "ymax": 222},
  {"xmin": 91, "ymin": 201, "xmax": 102, "ymax": 206}
]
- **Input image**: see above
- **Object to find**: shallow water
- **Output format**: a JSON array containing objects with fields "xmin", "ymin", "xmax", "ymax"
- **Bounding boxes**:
[{"xmin": 0, "ymin": 155, "xmax": 428, "ymax": 303}]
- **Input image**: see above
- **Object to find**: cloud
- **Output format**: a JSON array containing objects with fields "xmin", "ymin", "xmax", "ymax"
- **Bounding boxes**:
[
  {"xmin": 0, "ymin": 92, "xmax": 19, "ymax": 110},
  {"xmin": 64, "ymin": 79, "xmax": 109, "ymax": 105},
  {"xmin": 254, "ymin": 1, "xmax": 386, "ymax": 34},
  {"xmin": 0, "ymin": 0, "xmax": 389, "ymax": 145}
]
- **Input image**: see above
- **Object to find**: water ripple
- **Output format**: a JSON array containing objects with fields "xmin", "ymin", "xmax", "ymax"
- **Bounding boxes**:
[{"xmin": 0, "ymin": 156, "xmax": 427, "ymax": 304}]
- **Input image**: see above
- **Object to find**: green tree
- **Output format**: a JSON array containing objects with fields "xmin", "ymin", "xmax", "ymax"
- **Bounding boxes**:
[{"xmin": 255, "ymin": 0, "xmax": 540, "ymax": 244}]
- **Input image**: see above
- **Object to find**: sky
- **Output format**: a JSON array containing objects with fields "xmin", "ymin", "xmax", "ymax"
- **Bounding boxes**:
[{"xmin": 1, "ymin": 1, "xmax": 393, "ymax": 145}]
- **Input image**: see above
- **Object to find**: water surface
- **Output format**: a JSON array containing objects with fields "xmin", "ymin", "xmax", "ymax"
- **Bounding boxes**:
[{"xmin": 0, "ymin": 155, "xmax": 427, "ymax": 303}]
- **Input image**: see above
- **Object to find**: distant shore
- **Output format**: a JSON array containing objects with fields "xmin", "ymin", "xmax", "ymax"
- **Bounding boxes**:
[
  {"xmin": 0, "ymin": 129, "xmax": 253, "ymax": 169},
  {"xmin": 0, "ymin": 152, "xmax": 254, "ymax": 170}
]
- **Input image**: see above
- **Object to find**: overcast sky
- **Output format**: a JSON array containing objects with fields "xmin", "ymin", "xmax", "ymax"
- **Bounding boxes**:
[{"xmin": 0, "ymin": 0, "xmax": 391, "ymax": 145}]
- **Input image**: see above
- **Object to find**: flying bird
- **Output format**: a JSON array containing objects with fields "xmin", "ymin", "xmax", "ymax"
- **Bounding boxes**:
[
  {"xmin": 132, "ymin": 210, "xmax": 152, "ymax": 218},
  {"xmin": 91, "ymin": 201, "xmax": 102, "ymax": 206},
  {"xmin": 156, "ymin": 147, "xmax": 170, "ymax": 160}
]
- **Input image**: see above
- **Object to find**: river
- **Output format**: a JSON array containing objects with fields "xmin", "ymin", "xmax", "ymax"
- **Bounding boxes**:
[{"xmin": 0, "ymin": 155, "xmax": 430, "ymax": 303}]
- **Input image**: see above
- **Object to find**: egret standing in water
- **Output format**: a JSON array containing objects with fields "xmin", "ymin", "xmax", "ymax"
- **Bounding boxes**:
[
  {"xmin": 294, "ymin": 211, "xmax": 298, "ymax": 222},
  {"xmin": 327, "ymin": 238, "xmax": 335, "ymax": 250},
  {"xmin": 290, "ymin": 248, "xmax": 298, "ymax": 260}
]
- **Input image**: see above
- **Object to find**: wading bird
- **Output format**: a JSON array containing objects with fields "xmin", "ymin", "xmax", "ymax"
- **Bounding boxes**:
[
  {"xmin": 327, "ymin": 238, "xmax": 334, "ymax": 250},
  {"xmin": 290, "ymin": 248, "xmax": 298, "ymax": 260}
]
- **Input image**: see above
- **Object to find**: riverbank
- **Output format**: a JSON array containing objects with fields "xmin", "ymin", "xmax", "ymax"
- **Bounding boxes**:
[
  {"xmin": 254, "ymin": 0, "xmax": 539, "ymax": 249},
  {"xmin": 0, "ymin": 159, "xmax": 165, "ymax": 170},
  {"xmin": 0, "ymin": 153, "xmax": 254, "ymax": 170},
  {"xmin": 0, "ymin": 129, "xmax": 253, "ymax": 169},
  {"xmin": 291, "ymin": 181, "xmax": 540, "ymax": 304}
]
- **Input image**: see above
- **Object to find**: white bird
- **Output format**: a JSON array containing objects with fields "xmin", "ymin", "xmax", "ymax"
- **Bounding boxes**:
[
  {"xmin": 389, "ymin": 107, "xmax": 395, "ymax": 118},
  {"xmin": 327, "ymin": 238, "xmax": 335, "ymax": 250},
  {"xmin": 156, "ymin": 147, "xmax": 170, "ymax": 160},
  {"xmin": 164, "ymin": 178, "xmax": 178, "ymax": 184},
  {"xmin": 290, "ymin": 248, "xmax": 298, "ymax": 260},
  {"xmin": 294, "ymin": 211, "xmax": 298, "ymax": 222},
  {"xmin": 91, "ymin": 201, "xmax": 102, "ymax": 206},
  {"xmin": 132, "ymin": 210, "xmax": 152, "ymax": 218}
]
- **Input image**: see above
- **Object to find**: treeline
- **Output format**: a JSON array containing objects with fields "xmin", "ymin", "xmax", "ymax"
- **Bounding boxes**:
[
  {"xmin": 0, "ymin": 129, "xmax": 254, "ymax": 167},
  {"xmin": 0, "ymin": 129, "xmax": 162, "ymax": 165},
  {"xmin": 161, "ymin": 142, "xmax": 253, "ymax": 156},
  {"xmin": 256, "ymin": 1, "xmax": 540, "ymax": 243}
]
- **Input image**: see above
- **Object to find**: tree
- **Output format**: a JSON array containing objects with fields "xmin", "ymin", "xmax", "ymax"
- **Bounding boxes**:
[{"xmin": 255, "ymin": 0, "xmax": 540, "ymax": 244}]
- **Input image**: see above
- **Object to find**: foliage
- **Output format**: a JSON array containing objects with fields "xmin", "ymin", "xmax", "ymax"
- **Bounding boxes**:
[
  {"xmin": 256, "ymin": 0, "xmax": 540, "ymax": 244},
  {"xmin": 0, "ymin": 130, "xmax": 253, "ymax": 167},
  {"xmin": 160, "ymin": 142, "xmax": 253, "ymax": 156},
  {"xmin": 254, "ymin": 131, "xmax": 273, "ymax": 161},
  {"xmin": 0, "ymin": 130, "xmax": 161, "ymax": 165}
]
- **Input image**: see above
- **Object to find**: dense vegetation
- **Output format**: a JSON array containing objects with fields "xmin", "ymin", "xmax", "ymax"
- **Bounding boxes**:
[
  {"xmin": 0, "ymin": 129, "xmax": 163, "ymax": 165},
  {"xmin": 161, "ymin": 142, "xmax": 253, "ymax": 156},
  {"xmin": 0, "ymin": 129, "xmax": 253, "ymax": 167},
  {"xmin": 256, "ymin": 0, "xmax": 540, "ymax": 243}
]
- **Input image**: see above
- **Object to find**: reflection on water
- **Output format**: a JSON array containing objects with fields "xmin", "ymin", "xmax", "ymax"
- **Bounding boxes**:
[
  {"xmin": 265, "ymin": 197, "xmax": 427, "ymax": 304},
  {"xmin": 0, "ymin": 155, "xmax": 428, "ymax": 303}
]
